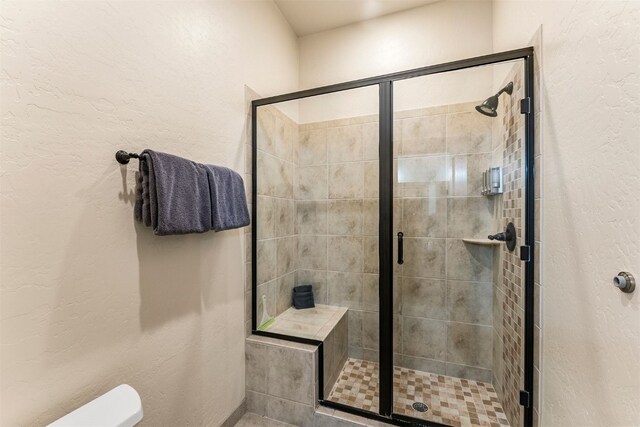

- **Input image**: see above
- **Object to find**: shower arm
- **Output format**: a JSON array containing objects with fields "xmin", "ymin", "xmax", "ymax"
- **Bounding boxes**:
[{"xmin": 497, "ymin": 81, "xmax": 514, "ymax": 97}]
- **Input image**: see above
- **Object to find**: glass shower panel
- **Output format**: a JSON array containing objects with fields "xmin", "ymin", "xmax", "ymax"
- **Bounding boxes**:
[
  {"xmin": 392, "ymin": 61, "xmax": 525, "ymax": 426},
  {"xmin": 254, "ymin": 85, "xmax": 381, "ymax": 411}
]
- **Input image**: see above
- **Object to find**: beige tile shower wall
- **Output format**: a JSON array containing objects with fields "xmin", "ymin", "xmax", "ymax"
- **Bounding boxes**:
[
  {"xmin": 294, "ymin": 115, "xmax": 381, "ymax": 361},
  {"xmin": 395, "ymin": 103, "xmax": 496, "ymax": 384},
  {"xmin": 491, "ymin": 65, "xmax": 527, "ymax": 427},
  {"xmin": 255, "ymin": 105, "xmax": 299, "ymax": 327},
  {"xmin": 295, "ymin": 103, "xmax": 498, "ymax": 384}
]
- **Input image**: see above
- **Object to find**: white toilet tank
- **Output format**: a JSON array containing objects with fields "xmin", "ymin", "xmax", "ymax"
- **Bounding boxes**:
[{"xmin": 47, "ymin": 384, "xmax": 143, "ymax": 427}]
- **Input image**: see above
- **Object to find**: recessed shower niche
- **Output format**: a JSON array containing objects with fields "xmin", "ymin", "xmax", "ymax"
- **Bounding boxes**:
[{"xmin": 251, "ymin": 49, "xmax": 536, "ymax": 427}]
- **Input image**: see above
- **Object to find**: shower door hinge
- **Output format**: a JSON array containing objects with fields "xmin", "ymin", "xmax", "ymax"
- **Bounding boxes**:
[
  {"xmin": 520, "ymin": 97, "xmax": 532, "ymax": 114},
  {"xmin": 520, "ymin": 245, "xmax": 531, "ymax": 262},
  {"xmin": 520, "ymin": 390, "xmax": 531, "ymax": 408}
]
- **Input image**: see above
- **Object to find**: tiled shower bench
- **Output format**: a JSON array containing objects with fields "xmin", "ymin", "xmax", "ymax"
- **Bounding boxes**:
[
  {"xmin": 246, "ymin": 304, "xmax": 362, "ymax": 426},
  {"xmin": 261, "ymin": 304, "xmax": 348, "ymax": 398}
]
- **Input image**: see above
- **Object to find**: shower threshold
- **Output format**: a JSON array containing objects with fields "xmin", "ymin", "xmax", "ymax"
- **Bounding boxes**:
[{"xmin": 327, "ymin": 358, "xmax": 510, "ymax": 427}]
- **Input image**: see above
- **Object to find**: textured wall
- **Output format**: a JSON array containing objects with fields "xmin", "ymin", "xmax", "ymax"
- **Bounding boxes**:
[
  {"xmin": 0, "ymin": 2, "xmax": 298, "ymax": 425},
  {"xmin": 297, "ymin": 0, "xmax": 494, "ymax": 123},
  {"xmin": 492, "ymin": 1, "xmax": 640, "ymax": 426}
]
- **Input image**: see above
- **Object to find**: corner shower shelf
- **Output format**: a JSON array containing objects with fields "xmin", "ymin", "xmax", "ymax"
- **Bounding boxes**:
[{"xmin": 462, "ymin": 238, "xmax": 501, "ymax": 246}]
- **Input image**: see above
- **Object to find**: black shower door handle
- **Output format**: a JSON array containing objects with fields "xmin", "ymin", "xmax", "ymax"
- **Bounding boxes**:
[{"xmin": 397, "ymin": 232, "xmax": 404, "ymax": 265}]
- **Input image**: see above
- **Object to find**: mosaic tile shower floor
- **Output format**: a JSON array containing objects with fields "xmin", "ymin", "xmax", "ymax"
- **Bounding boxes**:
[{"xmin": 327, "ymin": 358, "xmax": 510, "ymax": 427}]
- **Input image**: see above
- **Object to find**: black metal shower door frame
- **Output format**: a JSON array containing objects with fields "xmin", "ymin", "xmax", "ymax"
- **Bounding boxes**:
[{"xmin": 251, "ymin": 47, "xmax": 536, "ymax": 427}]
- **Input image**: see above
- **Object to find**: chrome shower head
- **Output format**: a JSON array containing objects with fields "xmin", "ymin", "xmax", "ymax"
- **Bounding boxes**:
[{"xmin": 475, "ymin": 81, "xmax": 513, "ymax": 117}]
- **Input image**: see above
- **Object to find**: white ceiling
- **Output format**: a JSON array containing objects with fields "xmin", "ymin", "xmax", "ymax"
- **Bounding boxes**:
[{"xmin": 274, "ymin": 0, "xmax": 442, "ymax": 36}]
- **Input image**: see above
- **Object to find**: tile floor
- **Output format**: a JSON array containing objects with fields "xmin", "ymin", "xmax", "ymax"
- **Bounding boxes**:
[{"xmin": 327, "ymin": 358, "xmax": 510, "ymax": 427}]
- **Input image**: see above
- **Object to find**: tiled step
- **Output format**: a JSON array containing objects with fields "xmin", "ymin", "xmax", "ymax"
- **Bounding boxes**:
[
  {"xmin": 246, "ymin": 336, "xmax": 318, "ymax": 426},
  {"xmin": 245, "ymin": 335, "xmax": 391, "ymax": 427}
]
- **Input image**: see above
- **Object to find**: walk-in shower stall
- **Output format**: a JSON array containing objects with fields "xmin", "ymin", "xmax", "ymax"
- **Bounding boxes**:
[{"xmin": 251, "ymin": 48, "xmax": 535, "ymax": 427}]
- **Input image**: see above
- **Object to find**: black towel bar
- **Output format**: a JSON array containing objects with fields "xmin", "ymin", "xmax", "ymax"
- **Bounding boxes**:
[{"xmin": 115, "ymin": 150, "xmax": 141, "ymax": 165}]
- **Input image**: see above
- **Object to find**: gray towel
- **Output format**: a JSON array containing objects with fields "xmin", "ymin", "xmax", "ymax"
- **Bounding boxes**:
[
  {"xmin": 133, "ymin": 150, "xmax": 250, "ymax": 235},
  {"xmin": 204, "ymin": 165, "xmax": 250, "ymax": 231},
  {"xmin": 135, "ymin": 150, "xmax": 212, "ymax": 235},
  {"xmin": 134, "ymin": 172, "xmax": 143, "ymax": 223},
  {"xmin": 134, "ymin": 157, "xmax": 153, "ymax": 227},
  {"xmin": 141, "ymin": 155, "xmax": 153, "ymax": 227}
]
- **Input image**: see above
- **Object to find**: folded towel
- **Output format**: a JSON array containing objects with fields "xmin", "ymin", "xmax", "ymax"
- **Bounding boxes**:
[
  {"xmin": 292, "ymin": 285, "xmax": 315, "ymax": 309},
  {"xmin": 135, "ymin": 150, "xmax": 212, "ymax": 235},
  {"xmin": 140, "ymin": 156, "xmax": 153, "ymax": 227},
  {"xmin": 134, "ymin": 172, "xmax": 144, "ymax": 223},
  {"xmin": 293, "ymin": 284, "xmax": 313, "ymax": 294},
  {"xmin": 134, "ymin": 157, "xmax": 154, "ymax": 227},
  {"xmin": 134, "ymin": 150, "xmax": 250, "ymax": 235},
  {"xmin": 203, "ymin": 165, "xmax": 250, "ymax": 231}
]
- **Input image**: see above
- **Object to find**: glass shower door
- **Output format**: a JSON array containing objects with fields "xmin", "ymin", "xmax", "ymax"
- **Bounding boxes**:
[
  {"xmin": 391, "ymin": 62, "xmax": 525, "ymax": 426},
  {"xmin": 253, "ymin": 85, "xmax": 382, "ymax": 414},
  {"xmin": 253, "ymin": 52, "xmax": 533, "ymax": 426}
]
